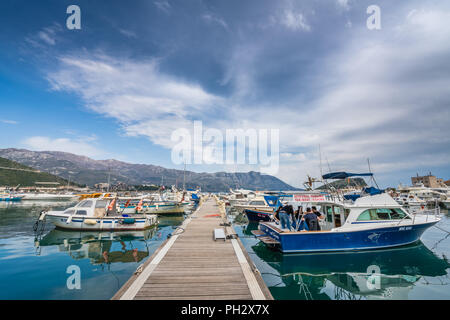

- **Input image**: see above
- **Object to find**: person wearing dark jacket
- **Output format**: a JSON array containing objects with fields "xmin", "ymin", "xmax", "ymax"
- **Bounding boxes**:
[
  {"xmin": 311, "ymin": 206, "xmax": 323, "ymax": 231},
  {"xmin": 303, "ymin": 207, "xmax": 319, "ymax": 231}
]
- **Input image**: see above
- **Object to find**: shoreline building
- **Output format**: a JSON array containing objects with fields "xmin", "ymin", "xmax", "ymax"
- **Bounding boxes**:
[{"xmin": 411, "ymin": 173, "xmax": 448, "ymax": 188}]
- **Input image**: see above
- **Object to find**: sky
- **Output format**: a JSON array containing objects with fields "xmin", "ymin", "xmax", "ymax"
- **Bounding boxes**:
[{"xmin": 0, "ymin": 0, "xmax": 449, "ymax": 188}]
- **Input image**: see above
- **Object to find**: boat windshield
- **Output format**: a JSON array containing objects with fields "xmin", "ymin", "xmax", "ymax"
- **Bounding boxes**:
[
  {"xmin": 357, "ymin": 208, "xmax": 410, "ymax": 221},
  {"xmin": 95, "ymin": 200, "xmax": 108, "ymax": 208},
  {"xmin": 77, "ymin": 200, "xmax": 93, "ymax": 208}
]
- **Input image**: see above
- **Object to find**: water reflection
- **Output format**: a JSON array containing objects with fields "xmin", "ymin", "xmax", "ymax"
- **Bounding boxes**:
[
  {"xmin": 36, "ymin": 228, "xmax": 157, "ymax": 264},
  {"xmin": 243, "ymin": 222, "xmax": 450, "ymax": 300}
]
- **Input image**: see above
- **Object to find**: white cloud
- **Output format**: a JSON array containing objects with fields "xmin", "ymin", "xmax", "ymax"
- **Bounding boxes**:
[
  {"xmin": 202, "ymin": 14, "xmax": 228, "ymax": 29},
  {"xmin": 25, "ymin": 23, "xmax": 62, "ymax": 47},
  {"xmin": 0, "ymin": 120, "xmax": 18, "ymax": 125},
  {"xmin": 279, "ymin": 9, "xmax": 311, "ymax": 31},
  {"xmin": 154, "ymin": 1, "xmax": 171, "ymax": 14},
  {"xmin": 22, "ymin": 136, "xmax": 104, "ymax": 158},
  {"xmin": 47, "ymin": 54, "xmax": 222, "ymax": 149},
  {"xmin": 336, "ymin": 0, "xmax": 350, "ymax": 11},
  {"xmin": 118, "ymin": 29, "xmax": 137, "ymax": 38}
]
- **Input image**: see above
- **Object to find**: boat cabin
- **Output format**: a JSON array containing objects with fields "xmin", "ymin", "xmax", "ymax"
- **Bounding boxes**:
[{"xmin": 62, "ymin": 198, "xmax": 116, "ymax": 217}]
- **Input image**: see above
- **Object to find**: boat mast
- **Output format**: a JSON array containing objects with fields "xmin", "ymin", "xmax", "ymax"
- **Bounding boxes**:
[
  {"xmin": 107, "ymin": 167, "xmax": 111, "ymax": 193},
  {"xmin": 183, "ymin": 161, "xmax": 186, "ymax": 191}
]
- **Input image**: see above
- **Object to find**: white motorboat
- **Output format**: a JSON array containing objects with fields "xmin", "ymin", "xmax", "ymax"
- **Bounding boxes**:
[
  {"xmin": 19, "ymin": 193, "xmax": 78, "ymax": 201},
  {"xmin": 38, "ymin": 198, "xmax": 158, "ymax": 231}
]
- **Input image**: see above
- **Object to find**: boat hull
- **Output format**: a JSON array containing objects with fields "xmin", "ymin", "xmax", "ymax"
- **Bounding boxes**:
[
  {"xmin": 259, "ymin": 221, "xmax": 439, "ymax": 253},
  {"xmin": 0, "ymin": 197, "xmax": 22, "ymax": 202},
  {"xmin": 244, "ymin": 209, "xmax": 272, "ymax": 222},
  {"xmin": 120, "ymin": 203, "xmax": 188, "ymax": 215},
  {"xmin": 45, "ymin": 213, "xmax": 158, "ymax": 231}
]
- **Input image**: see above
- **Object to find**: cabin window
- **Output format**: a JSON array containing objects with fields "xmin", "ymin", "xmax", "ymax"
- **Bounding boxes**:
[
  {"xmin": 344, "ymin": 209, "xmax": 350, "ymax": 221},
  {"xmin": 76, "ymin": 210, "xmax": 87, "ymax": 215},
  {"xmin": 325, "ymin": 206, "xmax": 333, "ymax": 222},
  {"xmin": 390, "ymin": 208, "xmax": 410, "ymax": 220},
  {"xmin": 250, "ymin": 201, "xmax": 265, "ymax": 206}
]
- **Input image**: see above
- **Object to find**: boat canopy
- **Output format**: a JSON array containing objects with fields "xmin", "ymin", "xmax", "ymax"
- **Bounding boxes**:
[
  {"xmin": 263, "ymin": 195, "xmax": 282, "ymax": 208},
  {"xmin": 322, "ymin": 172, "xmax": 373, "ymax": 180},
  {"xmin": 191, "ymin": 193, "xmax": 200, "ymax": 200},
  {"xmin": 363, "ymin": 186, "xmax": 384, "ymax": 196}
]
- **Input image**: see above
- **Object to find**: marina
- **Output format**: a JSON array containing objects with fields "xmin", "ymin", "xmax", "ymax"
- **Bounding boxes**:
[{"xmin": 0, "ymin": 194, "xmax": 449, "ymax": 300}]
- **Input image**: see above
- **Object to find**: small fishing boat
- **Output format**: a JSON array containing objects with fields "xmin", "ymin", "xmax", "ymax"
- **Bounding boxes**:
[
  {"xmin": 19, "ymin": 192, "xmax": 78, "ymax": 201},
  {"xmin": 117, "ymin": 196, "xmax": 190, "ymax": 215},
  {"xmin": 254, "ymin": 172, "xmax": 441, "ymax": 253},
  {"xmin": 0, "ymin": 192, "xmax": 23, "ymax": 202},
  {"xmin": 233, "ymin": 195, "xmax": 281, "ymax": 213},
  {"xmin": 244, "ymin": 208, "xmax": 274, "ymax": 222},
  {"xmin": 38, "ymin": 198, "xmax": 158, "ymax": 231}
]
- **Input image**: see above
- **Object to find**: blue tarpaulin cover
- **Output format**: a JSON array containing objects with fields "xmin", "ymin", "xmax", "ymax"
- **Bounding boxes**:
[
  {"xmin": 363, "ymin": 187, "xmax": 384, "ymax": 195},
  {"xmin": 344, "ymin": 194, "xmax": 361, "ymax": 201}
]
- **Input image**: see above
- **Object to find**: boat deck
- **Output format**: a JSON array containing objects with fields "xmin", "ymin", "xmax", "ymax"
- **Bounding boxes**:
[{"xmin": 112, "ymin": 198, "xmax": 273, "ymax": 300}]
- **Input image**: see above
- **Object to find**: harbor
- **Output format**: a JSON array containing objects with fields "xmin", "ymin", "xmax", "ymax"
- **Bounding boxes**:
[
  {"xmin": 1, "ymin": 1, "xmax": 450, "ymax": 306},
  {"xmin": 0, "ymin": 175, "xmax": 449, "ymax": 300}
]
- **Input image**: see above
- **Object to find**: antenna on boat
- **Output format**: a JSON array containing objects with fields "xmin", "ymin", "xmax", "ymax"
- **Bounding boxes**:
[
  {"xmin": 367, "ymin": 158, "xmax": 380, "ymax": 189},
  {"xmin": 326, "ymin": 157, "xmax": 332, "ymax": 173},
  {"xmin": 319, "ymin": 144, "xmax": 323, "ymax": 178}
]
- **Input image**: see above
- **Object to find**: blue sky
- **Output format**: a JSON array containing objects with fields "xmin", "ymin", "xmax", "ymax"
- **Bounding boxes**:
[{"xmin": 0, "ymin": 0, "xmax": 449, "ymax": 188}]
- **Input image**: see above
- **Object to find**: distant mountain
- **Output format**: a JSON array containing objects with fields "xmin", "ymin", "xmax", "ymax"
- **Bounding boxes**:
[
  {"xmin": 0, "ymin": 148, "xmax": 298, "ymax": 192},
  {"xmin": 0, "ymin": 156, "xmax": 71, "ymax": 187},
  {"xmin": 316, "ymin": 177, "xmax": 367, "ymax": 190}
]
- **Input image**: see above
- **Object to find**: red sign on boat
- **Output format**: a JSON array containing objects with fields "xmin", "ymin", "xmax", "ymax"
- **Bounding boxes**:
[{"xmin": 293, "ymin": 194, "xmax": 327, "ymax": 202}]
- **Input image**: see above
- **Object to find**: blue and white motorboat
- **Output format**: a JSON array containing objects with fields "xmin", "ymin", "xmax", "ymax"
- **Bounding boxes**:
[
  {"xmin": 38, "ymin": 198, "xmax": 158, "ymax": 231},
  {"xmin": 0, "ymin": 192, "xmax": 23, "ymax": 202},
  {"xmin": 254, "ymin": 172, "xmax": 441, "ymax": 253}
]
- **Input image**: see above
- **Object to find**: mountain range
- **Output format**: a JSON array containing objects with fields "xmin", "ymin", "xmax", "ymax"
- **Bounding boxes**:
[{"xmin": 0, "ymin": 148, "xmax": 298, "ymax": 192}]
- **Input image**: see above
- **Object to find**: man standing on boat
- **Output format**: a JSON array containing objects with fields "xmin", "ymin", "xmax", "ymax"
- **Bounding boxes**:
[
  {"xmin": 277, "ymin": 202, "xmax": 292, "ymax": 231},
  {"xmin": 303, "ymin": 207, "xmax": 319, "ymax": 231},
  {"xmin": 312, "ymin": 206, "xmax": 324, "ymax": 231}
]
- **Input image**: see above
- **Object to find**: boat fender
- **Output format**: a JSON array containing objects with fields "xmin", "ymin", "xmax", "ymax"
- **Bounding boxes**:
[
  {"xmin": 66, "ymin": 215, "xmax": 74, "ymax": 224},
  {"xmin": 84, "ymin": 219, "xmax": 97, "ymax": 225}
]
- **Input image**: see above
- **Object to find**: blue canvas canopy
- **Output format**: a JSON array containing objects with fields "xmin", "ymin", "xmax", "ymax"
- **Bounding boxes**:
[
  {"xmin": 322, "ymin": 172, "xmax": 374, "ymax": 180},
  {"xmin": 263, "ymin": 195, "xmax": 282, "ymax": 208},
  {"xmin": 363, "ymin": 187, "xmax": 384, "ymax": 195},
  {"xmin": 191, "ymin": 193, "xmax": 199, "ymax": 200},
  {"xmin": 344, "ymin": 194, "xmax": 361, "ymax": 201}
]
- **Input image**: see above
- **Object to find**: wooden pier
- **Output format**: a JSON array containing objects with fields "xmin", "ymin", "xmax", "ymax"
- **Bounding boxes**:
[{"xmin": 112, "ymin": 197, "xmax": 273, "ymax": 300}]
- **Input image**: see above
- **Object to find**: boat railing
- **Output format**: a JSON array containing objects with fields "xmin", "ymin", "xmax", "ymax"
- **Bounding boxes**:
[{"xmin": 408, "ymin": 202, "xmax": 440, "ymax": 224}]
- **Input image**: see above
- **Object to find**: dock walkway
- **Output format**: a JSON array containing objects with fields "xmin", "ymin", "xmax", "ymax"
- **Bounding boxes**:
[{"xmin": 112, "ymin": 198, "xmax": 273, "ymax": 300}]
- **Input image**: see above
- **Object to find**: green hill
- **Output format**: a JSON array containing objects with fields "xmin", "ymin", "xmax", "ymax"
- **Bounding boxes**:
[{"xmin": 0, "ymin": 157, "xmax": 70, "ymax": 187}]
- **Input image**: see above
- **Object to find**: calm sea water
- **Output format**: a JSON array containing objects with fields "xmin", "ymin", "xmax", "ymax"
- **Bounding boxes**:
[
  {"xmin": 231, "ymin": 209, "xmax": 450, "ymax": 300},
  {"xmin": 0, "ymin": 201, "xmax": 449, "ymax": 300},
  {"xmin": 0, "ymin": 201, "xmax": 188, "ymax": 300}
]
